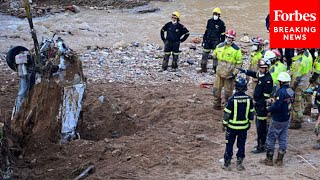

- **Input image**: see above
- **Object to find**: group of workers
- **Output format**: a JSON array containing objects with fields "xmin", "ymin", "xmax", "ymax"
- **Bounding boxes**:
[{"xmin": 160, "ymin": 8, "xmax": 320, "ymax": 171}]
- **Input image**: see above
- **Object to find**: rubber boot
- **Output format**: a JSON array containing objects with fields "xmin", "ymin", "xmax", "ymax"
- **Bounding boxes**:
[
  {"xmin": 171, "ymin": 55, "xmax": 178, "ymax": 71},
  {"xmin": 237, "ymin": 157, "xmax": 245, "ymax": 171},
  {"xmin": 221, "ymin": 159, "xmax": 231, "ymax": 171},
  {"xmin": 197, "ymin": 63, "xmax": 207, "ymax": 73},
  {"xmin": 261, "ymin": 150, "xmax": 274, "ymax": 166},
  {"xmin": 252, "ymin": 144, "xmax": 266, "ymax": 154},
  {"xmin": 289, "ymin": 122, "xmax": 302, "ymax": 129},
  {"xmin": 160, "ymin": 54, "xmax": 170, "ymax": 72},
  {"xmin": 198, "ymin": 52, "xmax": 209, "ymax": 73},
  {"xmin": 303, "ymin": 107, "xmax": 312, "ymax": 116},
  {"xmin": 274, "ymin": 150, "xmax": 285, "ymax": 166}
]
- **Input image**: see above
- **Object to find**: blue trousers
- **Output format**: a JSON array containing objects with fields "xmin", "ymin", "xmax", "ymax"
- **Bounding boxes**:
[
  {"xmin": 266, "ymin": 120, "xmax": 289, "ymax": 152},
  {"xmin": 224, "ymin": 128, "xmax": 248, "ymax": 160}
]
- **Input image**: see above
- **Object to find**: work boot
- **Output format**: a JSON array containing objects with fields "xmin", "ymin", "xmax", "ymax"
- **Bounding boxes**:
[
  {"xmin": 251, "ymin": 145, "xmax": 266, "ymax": 154},
  {"xmin": 289, "ymin": 122, "xmax": 302, "ymax": 129},
  {"xmin": 221, "ymin": 159, "xmax": 231, "ymax": 171},
  {"xmin": 260, "ymin": 150, "xmax": 274, "ymax": 166},
  {"xmin": 212, "ymin": 66, "xmax": 217, "ymax": 74},
  {"xmin": 197, "ymin": 63, "xmax": 207, "ymax": 73},
  {"xmin": 274, "ymin": 150, "xmax": 285, "ymax": 166},
  {"xmin": 236, "ymin": 157, "xmax": 245, "ymax": 171},
  {"xmin": 161, "ymin": 55, "xmax": 170, "ymax": 71},
  {"xmin": 312, "ymin": 143, "xmax": 320, "ymax": 150},
  {"xmin": 303, "ymin": 108, "xmax": 312, "ymax": 116},
  {"xmin": 172, "ymin": 55, "xmax": 179, "ymax": 69}
]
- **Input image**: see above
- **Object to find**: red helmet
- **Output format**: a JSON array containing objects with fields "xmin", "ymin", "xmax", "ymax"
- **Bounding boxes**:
[
  {"xmin": 226, "ymin": 29, "xmax": 236, "ymax": 39},
  {"xmin": 272, "ymin": 49, "xmax": 281, "ymax": 59}
]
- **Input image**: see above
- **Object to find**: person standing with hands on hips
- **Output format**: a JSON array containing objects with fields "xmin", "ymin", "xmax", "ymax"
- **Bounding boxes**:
[{"xmin": 160, "ymin": 11, "xmax": 190, "ymax": 72}]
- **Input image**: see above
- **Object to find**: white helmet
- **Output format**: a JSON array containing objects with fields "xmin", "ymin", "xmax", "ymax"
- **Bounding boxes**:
[
  {"xmin": 277, "ymin": 72, "xmax": 291, "ymax": 82},
  {"xmin": 258, "ymin": 59, "xmax": 271, "ymax": 68},
  {"xmin": 263, "ymin": 50, "xmax": 276, "ymax": 62}
]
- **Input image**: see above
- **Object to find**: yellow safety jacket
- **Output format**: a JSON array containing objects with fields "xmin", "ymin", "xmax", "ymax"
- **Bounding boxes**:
[
  {"xmin": 270, "ymin": 61, "xmax": 287, "ymax": 85},
  {"xmin": 213, "ymin": 43, "xmax": 243, "ymax": 77},
  {"xmin": 290, "ymin": 50, "xmax": 313, "ymax": 78},
  {"xmin": 249, "ymin": 50, "xmax": 264, "ymax": 71}
]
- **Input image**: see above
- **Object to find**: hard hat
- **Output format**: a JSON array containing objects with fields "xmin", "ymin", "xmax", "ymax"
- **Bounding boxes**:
[
  {"xmin": 235, "ymin": 77, "xmax": 247, "ymax": 91},
  {"xmin": 263, "ymin": 50, "xmax": 276, "ymax": 62},
  {"xmin": 212, "ymin": 7, "xmax": 221, "ymax": 15},
  {"xmin": 272, "ymin": 49, "xmax": 282, "ymax": 59},
  {"xmin": 258, "ymin": 59, "xmax": 271, "ymax": 68},
  {"xmin": 277, "ymin": 72, "xmax": 291, "ymax": 82},
  {"xmin": 172, "ymin": 11, "xmax": 181, "ymax": 20},
  {"xmin": 226, "ymin": 29, "xmax": 236, "ymax": 39},
  {"xmin": 252, "ymin": 37, "xmax": 264, "ymax": 46}
]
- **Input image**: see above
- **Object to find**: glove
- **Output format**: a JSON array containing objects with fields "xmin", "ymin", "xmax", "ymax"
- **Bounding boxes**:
[
  {"xmin": 315, "ymin": 125, "xmax": 320, "ymax": 136},
  {"xmin": 228, "ymin": 73, "xmax": 236, "ymax": 79},
  {"xmin": 236, "ymin": 68, "xmax": 247, "ymax": 74}
]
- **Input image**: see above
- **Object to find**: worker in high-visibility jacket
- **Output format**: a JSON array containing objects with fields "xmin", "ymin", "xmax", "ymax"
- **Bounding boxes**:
[
  {"xmin": 237, "ymin": 58, "xmax": 273, "ymax": 154},
  {"xmin": 289, "ymin": 48, "xmax": 313, "ymax": 129},
  {"xmin": 222, "ymin": 77, "xmax": 254, "ymax": 171},
  {"xmin": 248, "ymin": 37, "xmax": 266, "ymax": 97},
  {"xmin": 304, "ymin": 49, "xmax": 320, "ymax": 116},
  {"xmin": 212, "ymin": 29, "xmax": 243, "ymax": 110},
  {"xmin": 269, "ymin": 49, "xmax": 287, "ymax": 95}
]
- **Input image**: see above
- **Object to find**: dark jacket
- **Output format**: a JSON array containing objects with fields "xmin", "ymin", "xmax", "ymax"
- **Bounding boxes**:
[
  {"xmin": 223, "ymin": 91, "xmax": 255, "ymax": 130},
  {"xmin": 203, "ymin": 18, "xmax": 225, "ymax": 42},
  {"xmin": 245, "ymin": 70, "xmax": 273, "ymax": 105},
  {"xmin": 265, "ymin": 14, "xmax": 270, "ymax": 31},
  {"xmin": 268, "ymin": 84, "xmax": 294, "ymax": 122},
  {"xmin": 161, "ymin": 22, "xmax": 190, "ymax": 43}
]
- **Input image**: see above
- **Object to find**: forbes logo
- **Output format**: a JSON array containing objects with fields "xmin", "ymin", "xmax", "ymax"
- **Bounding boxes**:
[{"xmin": 274, "ymin": 10, "xmax": 316, "ymax": 21}]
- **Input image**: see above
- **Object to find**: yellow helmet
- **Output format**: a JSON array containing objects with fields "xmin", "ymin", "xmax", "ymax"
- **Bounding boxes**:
[
  {"xmin": 212, "ymin": 7, "xmax": 221, "ymax": 15},
  {"xmin": 172, "ymin": 11, "xmax": 181, "ymax": 20}
]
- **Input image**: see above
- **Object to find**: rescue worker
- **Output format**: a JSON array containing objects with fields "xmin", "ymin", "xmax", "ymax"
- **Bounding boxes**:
[
  {"xmin": 265, "ymin": 14, "xmax": 270, "ymax": 32},
  {"xmin": 312, "ymin": 83, "xmax": 320, "ymax": 149},
  {"xmin": 262, "ymin": 72, "xmax": 294, "ymax": 166},
  {"xmin": 289, "ymin": 48, "xmax": 313, "ymax": 129},
  {"xmin": 212, "ymin": 29, "xmax": 243, "ymax": 110},
  {"xmin": 237, "ymin": 58, "xmax": 273, "ymax": 154},
  {"xmin": 269, "ymin": 49, "xmax": 287, "ymax": 95},
  {"xmin": 160, "ymin": 11, "xmax": 190, "ymax": 72},
  {"xmin": 248, "ymin": 37, "xmax": 266, "ymax": 96},
  {"xmin": 284, "ymin": 48, "xmax": 295, "ymax": 70},
  {"xmin": 304, "ymin": 49, "xmax": 320, "ymax": 116},
  {"xmin": 222, "ymin": 77, "xmax": 254, "ymax": 171},
  {"xmin": 198, "ymin": 7, "xmax": 225, "ymax": 73}
]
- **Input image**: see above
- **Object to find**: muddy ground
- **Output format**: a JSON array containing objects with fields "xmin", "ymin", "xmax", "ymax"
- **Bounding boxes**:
[{"xmin": 0, "ymin": 0, "xmax": 320, "ymax": 179}]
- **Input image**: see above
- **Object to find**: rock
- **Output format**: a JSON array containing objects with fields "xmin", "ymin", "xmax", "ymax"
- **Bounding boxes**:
[
  {"xmin": 30, "ymin": 159, "xmax": 37, "ymax": 164},
  {"xmin": 111, "ymin": 149, "xmax": 121, "ymax": 155},
  {"xmin": 98, "ymin": 96, "xmax": 105, "ymax": 103},
  {"xmin": 65, "ymin": 5, "xmax": 80, "ymax": 13},
  {"xmin": 137, "ymin": 7, "xmax": 160, "ymax": 14},
  {"xmin": 195, "ymin": 134, "xmax": 208, "ymax": 141},
  {"xmin": 1, "ymin": 85, "xmax": 7, "ymax": 92},
  {"xmin": 78, "ymin": 154, "xmax": 83, "ymax": 158},
  {"xmin": 104, "ymin": 138, "xmax": 110, "ymax": 143},
  {"xmin": 113, "ymin": 41, "xmax": 127, "ymax": 49}
]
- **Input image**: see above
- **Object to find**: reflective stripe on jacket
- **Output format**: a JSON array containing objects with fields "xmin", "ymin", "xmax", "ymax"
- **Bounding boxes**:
[{"xmin": 223, "ymin": 92, "xmax": 255, "ymax": 130}]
